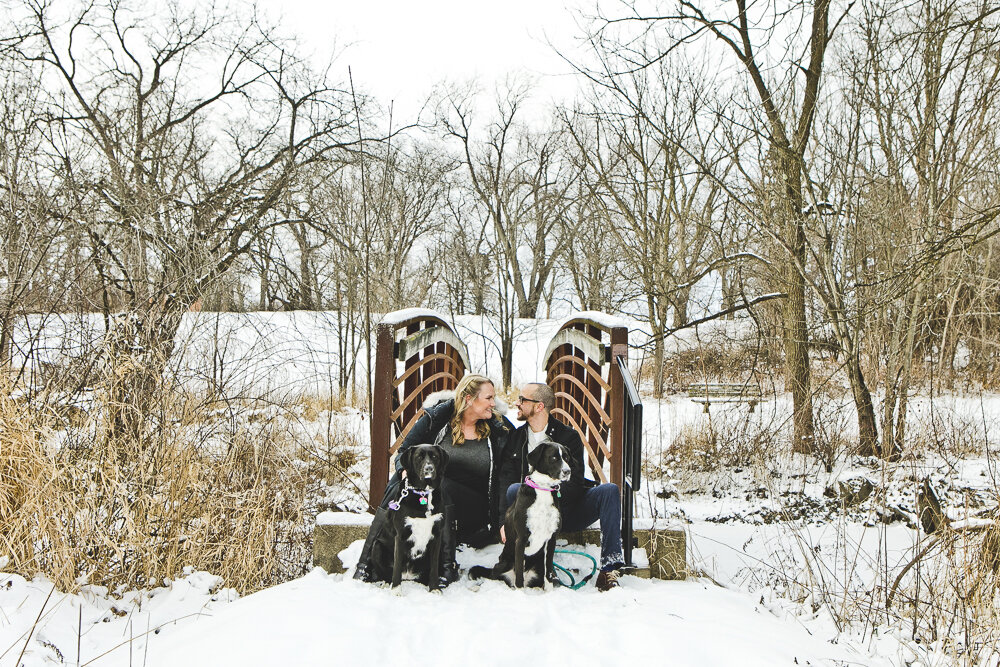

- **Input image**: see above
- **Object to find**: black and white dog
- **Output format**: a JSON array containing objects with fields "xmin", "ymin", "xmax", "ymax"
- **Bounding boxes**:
[
  {"xmin": 382, "ymin": 444, "xmax": 449, "ymax": 590},
  {"xmin": 470, "ymin": 440, "xmax": 572, "ymax": 589}
]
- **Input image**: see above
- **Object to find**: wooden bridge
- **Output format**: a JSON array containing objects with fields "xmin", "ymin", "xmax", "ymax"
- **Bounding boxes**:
[{"xmin": 315, "ymin": 309, "xmax": 685, "ymax": 580}]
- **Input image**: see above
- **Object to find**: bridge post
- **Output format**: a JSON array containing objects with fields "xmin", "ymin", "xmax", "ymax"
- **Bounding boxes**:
[
  {"xmin": 369, "ymin": 323, "xmax": 394, "ymax": 511},
  {"xmin": 609, "ymin": 326, "xmax": 627, "ymax": 488}
]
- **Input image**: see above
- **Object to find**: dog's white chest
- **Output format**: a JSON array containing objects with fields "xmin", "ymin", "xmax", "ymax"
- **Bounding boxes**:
[
  {"xmin": 404, "ymin": 515, "xmax": 442, "ymax": 559},
  {"xmin": 525, "ymin": 493, "xmax": 559, "ymax": 555}
]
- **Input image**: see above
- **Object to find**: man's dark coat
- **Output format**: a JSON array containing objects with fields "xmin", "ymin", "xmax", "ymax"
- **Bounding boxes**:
[{"xmin": 498, "ymin": 416, "xmax": 595, "ymax": 520}]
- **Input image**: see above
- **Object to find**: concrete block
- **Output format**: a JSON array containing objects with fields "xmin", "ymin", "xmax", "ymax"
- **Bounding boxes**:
[
  {"xmin": 558, "ymin": 527, "xmax": 686, "ymax": 580},
  {"xmin": 637, "ymin": 528, "xmax": 686, "ymax": 580},
  {"xmin": 313, "ymin": 512, "xmax": 372, "ymax": 575}
]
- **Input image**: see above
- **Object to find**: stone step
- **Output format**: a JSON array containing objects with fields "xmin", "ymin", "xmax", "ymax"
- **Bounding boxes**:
[{"xmin": 313, "ymin": 512, "xmax": 686, "ymax": 580}]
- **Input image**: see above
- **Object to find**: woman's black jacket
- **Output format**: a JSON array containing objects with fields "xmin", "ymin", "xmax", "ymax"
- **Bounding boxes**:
[{"xmin": 379, "ymin": 397, "xmax": 514, "ymax": 535}]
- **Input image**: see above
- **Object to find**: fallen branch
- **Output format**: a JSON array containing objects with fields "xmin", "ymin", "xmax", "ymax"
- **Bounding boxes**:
[{"xmin": 886, "ymin": 522, "xmax": 994, "ymax": 608}]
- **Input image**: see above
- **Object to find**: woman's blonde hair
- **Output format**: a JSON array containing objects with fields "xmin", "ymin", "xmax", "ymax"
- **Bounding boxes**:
[{"xmin": 450, "ymin": 374, "xmax": 494, "ymax": 445}]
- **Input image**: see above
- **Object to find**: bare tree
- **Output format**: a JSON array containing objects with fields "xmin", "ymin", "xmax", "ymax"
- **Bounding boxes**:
[
  {"xmin": 563, "ymin": 60, "xmax": 733, "ymax": 397},
  {"xmin": 558, "ymin": 175, "xmax": 627, "ymax": 313},
  {"xmin": 432, "ymin": 188, "xmax": 493, "ymax": 317},
  {"xmin": 436, "ymin": 83, "xmax": 574, "ymax": 386},
  {"xmin": 579, "ymin": 0, "xmax": 843, "ymax": 450},
  {"xmin": 5, "ymin": 0, "xmax": 362, "ymax": 436},
  {"xmin": 840, "ymin": 0, "xmax": 1000, "ymax": 455}
]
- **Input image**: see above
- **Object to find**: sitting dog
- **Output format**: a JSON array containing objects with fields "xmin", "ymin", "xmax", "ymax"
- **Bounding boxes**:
[
  {"xmin": 470, "ymin": 440, "xmax": 572, "ymax": 589},
  {"xmin": 379, "ymin": 444, "xmax": 449, "ymax": 590}
]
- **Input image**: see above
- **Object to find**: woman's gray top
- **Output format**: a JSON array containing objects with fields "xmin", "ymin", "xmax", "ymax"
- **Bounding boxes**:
[{"xmin": 439, "ymin": 430, "xmax": 490, "ymax": 488}]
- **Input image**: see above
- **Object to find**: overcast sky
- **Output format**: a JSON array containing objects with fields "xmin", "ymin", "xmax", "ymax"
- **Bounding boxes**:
[{"xmin": 264, "ymin": 0, "xmax": 598, "ymax": 122}]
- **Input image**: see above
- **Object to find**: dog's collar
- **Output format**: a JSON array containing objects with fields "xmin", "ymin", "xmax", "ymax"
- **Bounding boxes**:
[
  {"xmin": 388, "ymin": 483, "xmax": 433, "ymax": 511},
  {"xmin": 524, "ymin": 476, "xmax": 561, "ymax": 497}
]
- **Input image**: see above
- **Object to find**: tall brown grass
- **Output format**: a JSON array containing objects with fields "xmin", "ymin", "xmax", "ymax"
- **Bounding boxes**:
[{"xmin": 1, "ymin": 376, "xmax": 361, "ymax": 594}]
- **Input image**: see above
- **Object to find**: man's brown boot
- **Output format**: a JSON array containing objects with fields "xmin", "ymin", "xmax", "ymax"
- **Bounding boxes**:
[{"xmin": 596, "ymin": 569, "xmax": 621, "ymax": 591}]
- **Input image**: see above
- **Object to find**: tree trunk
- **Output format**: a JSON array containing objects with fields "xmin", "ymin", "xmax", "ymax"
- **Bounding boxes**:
[
  {"xmin": 780, "ymin": 156, "xmax": 815, "ymax": 454},
  {"xmin": 720, "ymin": 268, "xmax": 736, "ymax": 319},
  {"xmin": 671, "ymin": 286, "xmax": 691, "ymax": 329},
  {"xmin": 103, "ymin": 306, "xmax": 185, "ymax": 445},
  {"xmin": 880, "ymin": 286, "xmax": 921, "ymax": 459},
  {"xmin": 0, "ymin": 311, "xmax": 12, "ymax": 369},
  {"xmin": 501, "ymin": 333, "xmax": 513, "ymax": 391},
  {"xmin": 784, "ymin": 279, "xmax": 815, "ymax": 454},
  {"xmin": 845, "ymin": 351, "xmax": 879, "ymax": 456},
  {"xmin": 647, "ymin": 295, "xmax": 668, "ymax": 398}
]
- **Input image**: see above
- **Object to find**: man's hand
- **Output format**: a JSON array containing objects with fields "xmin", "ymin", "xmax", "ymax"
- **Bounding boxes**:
[{"xmin": 499, "ymin": 525, "xmax": 506, "ymax": 543}]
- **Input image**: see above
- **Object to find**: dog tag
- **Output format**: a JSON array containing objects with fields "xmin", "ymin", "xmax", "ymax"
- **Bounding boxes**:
[{"xmin": 419, "ymin": 497, "xmax": 428, "ymax": 505}]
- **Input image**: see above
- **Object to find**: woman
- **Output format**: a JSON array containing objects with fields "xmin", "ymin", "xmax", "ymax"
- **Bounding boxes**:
[{"xmin": 353, "ymin": 374, "xmax": 513, "ymax": 585}]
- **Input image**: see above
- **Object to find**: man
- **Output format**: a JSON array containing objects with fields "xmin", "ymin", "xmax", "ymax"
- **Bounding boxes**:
[{"xmin": 499, "ymin": 382, "xmax": 625, "ymax": 591}]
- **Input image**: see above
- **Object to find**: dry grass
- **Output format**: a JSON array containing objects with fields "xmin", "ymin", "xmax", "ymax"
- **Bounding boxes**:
[
  {"xmin": 880, "ymin": 515, "xmax": 1000, "ymax": 663},
  {"xmin": 295, "ymin": 391, "xmax": 360, "ymax": 421},
  {"xmin": 907, "ymin": 408, "xmax": 989, "ymax": 459},
  {"xmin": 0, "ymin": 374, "xmax": 360, "ymax": 595},
  {"xmin": 661, "ymin": 418, "xmax": 780, "ymax": 473},
  {"xmin": 0, "ymin": 387, "xmax": 78, "ymax": 587},
  {"xmin": 642, "ymin": 339, "xmax": 780, "ymax": 394}
]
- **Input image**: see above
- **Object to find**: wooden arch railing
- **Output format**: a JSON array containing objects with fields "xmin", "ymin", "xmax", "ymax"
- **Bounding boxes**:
[
  {"xmin": 544, "ymin": 314, "xmax": 628, "ymax": 486},
  {"xmin": 368, "ymin": 310, "xmax": 470, "ymax": 511},
  {"xmin": 543, "ymin": 313, "xmax": 643, "ymax": 566}
]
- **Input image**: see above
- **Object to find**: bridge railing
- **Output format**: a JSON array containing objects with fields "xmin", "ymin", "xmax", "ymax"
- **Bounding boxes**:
[
  {"xmin": 542, "ymin": 313, "xmax": 642, "ymax": 566},
  {"xmin": 368, "ymin": 309, "xmax": 470, "ymax": 510}
]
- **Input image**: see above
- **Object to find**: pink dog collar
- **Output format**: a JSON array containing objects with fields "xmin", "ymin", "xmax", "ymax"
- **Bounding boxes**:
[{"xmin": 524, "ymin": 476, "xmax": 561, "ymax": 497}]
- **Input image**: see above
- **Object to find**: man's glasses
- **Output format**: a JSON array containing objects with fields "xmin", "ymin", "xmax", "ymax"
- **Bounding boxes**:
[{"xmin": 517, "ymin": 396, "xmax": 540, "ymax": 405}]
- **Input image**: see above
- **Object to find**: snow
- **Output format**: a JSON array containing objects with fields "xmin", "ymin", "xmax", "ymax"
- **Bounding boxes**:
[
  {"xmin": 0, "ymin": 567, "xmax": 882, "ymax": 667},
  {"xmin": 950, "ymin": 517, "xmax": 994, "ymax": 531},
  {"xmin": 149, "ymin": 570, "xmax": 877, "ymax": 667},
  {"xmin": 6, "ymin": 313, "xmax": 1000, "ymax": 665},
  {"xmin": 0, "ymin": 569, "xmax": 239, "ymax": 667},
  {"xmin": 316, "ymin": 511, "xmax": 373, "ymax": 527},
  {"xmin": 379, "ymin": 307, "xmax": 450, "ymax": 326},
  {"xmin": 557, "ymin": 310, "xmax": 630, "ymax": 331}
]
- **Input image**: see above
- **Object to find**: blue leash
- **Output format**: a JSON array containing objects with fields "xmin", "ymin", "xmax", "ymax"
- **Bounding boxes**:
[{"xmin": 552, "ymin": 549, "xmax": 599, "ymax": 590}]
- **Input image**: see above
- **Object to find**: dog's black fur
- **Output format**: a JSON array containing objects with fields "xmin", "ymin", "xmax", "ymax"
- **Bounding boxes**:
[
  {"xmin": 470, "ymin": 440, "xmax": 572, "ymax": 589},
  {"xmin": 374, "ymin": 444, "xmax": 449, "ymax": 590}
]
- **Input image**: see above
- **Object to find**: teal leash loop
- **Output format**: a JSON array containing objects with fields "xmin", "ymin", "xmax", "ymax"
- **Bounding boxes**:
[
  {"xmin": 552, "ymin": 562, "xmax": 578, "ymax": 588},
  {"xmin": 552, "ymin": 549, "xmax": 599, "ymax": 590}
]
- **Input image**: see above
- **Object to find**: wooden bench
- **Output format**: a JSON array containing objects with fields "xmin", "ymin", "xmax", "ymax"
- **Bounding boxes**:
[{"xmin": 687, "ymin": 382, "xmax": 762, "ymax": 412}]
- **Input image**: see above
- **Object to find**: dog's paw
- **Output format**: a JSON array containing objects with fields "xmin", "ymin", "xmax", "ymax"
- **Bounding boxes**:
[
  {"xmin": 391, "ymin": 586, "xmax": 405, "ymax": 597},
  {"xmin": 467, "ymin": 583, "xmax": 482, "ymax": 592},
  {"xmin": 429, "ymin": 588, "xmax": 443, "ymax": 595}
]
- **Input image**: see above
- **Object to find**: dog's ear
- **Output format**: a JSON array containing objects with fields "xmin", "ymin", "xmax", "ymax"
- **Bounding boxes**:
[
  {"xmin": 526, "ymin": 443, "xmax": 547, "ymax": 470},
  {"xmin": 398, "ymin": 446, "xmax": 415, "ymax": 471},
  {"xmin": 431, "ymin": 444, "xmax": 449, "ymax": 470}
]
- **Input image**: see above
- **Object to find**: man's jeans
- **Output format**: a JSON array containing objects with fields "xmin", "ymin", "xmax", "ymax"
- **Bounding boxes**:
[{"xmin": 505, "ymin": 482, "xmax": 624, "ymax": 570}]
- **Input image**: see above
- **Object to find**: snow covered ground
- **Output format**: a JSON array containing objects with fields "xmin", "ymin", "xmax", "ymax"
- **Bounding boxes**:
[
  {"xmin": 0, "ymin": 557, "xmax": 901, "ymax": 666},
  {"xmin": 4, "ymin": 311, "xmax": 999, "ymax": 665}
]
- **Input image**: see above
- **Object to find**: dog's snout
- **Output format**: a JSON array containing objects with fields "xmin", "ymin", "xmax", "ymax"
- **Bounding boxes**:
[
  {"xmin": 422, "ymin": 460, "xmax": 436, "ymax": 478},
  {"xmin": 560, "ymin": 460, "xmax": 571, "ymax": 481}
]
